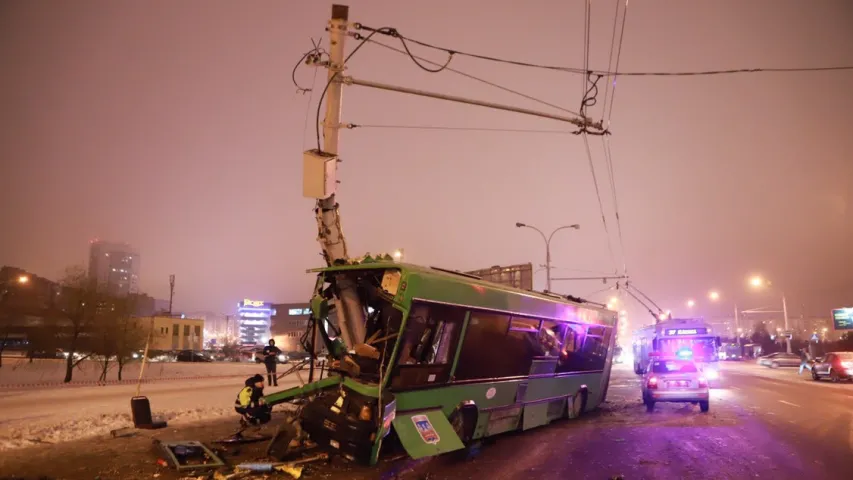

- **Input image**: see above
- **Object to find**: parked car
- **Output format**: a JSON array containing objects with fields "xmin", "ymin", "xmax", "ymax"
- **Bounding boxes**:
[
  {"xmin": 810, "ymin": 351, "xmax": 853, "ymax": 382},
  {"xmin": 175, "ymin": 350, "xmax": 212, "ymax": 362},
  {"xmin": 641, "ymin": 358, "xmax": 710, "ymax": 413},
  {"xmin": 756, "ymin": 352, "xmax": 800, "ymax": 368}
]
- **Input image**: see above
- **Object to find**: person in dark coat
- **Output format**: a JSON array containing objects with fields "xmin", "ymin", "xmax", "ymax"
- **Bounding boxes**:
[{"xmin": 262, "ymin": 339, "xmax": 282, "ymax": 386}]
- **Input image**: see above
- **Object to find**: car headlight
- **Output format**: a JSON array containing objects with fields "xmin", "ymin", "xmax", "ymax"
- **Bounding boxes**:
[
  {"xmin": 705, "ymin": 369, "xmax": 719, "ymax": 380},
  {"xmin": 278, "ymin": 354, "xmax": 287, "ymax": 362}
]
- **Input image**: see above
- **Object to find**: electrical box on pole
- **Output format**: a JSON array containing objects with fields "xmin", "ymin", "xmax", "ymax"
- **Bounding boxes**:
[{"xmin": 303, "ymin": 150, "xmax": 338, "ymax": 199}]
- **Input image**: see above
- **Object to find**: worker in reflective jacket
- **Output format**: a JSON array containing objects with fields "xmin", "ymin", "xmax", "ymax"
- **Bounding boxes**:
[{"xmin": 234, "ymin": 374, "xmax": 271, "ymax": 425}]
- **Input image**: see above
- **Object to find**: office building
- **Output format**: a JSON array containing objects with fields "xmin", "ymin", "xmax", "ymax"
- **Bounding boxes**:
[
  {"xmin": 237, "ymin": 298, "xmax": 275, "ymax": 345},
  {"xmin": 145, "ymin": 316, "xmax": 205, "ymax": 351},
  {"xmin": 270, "ymin": 303, "xmax": 311, "ymax": 352},
  {"xmin": 88, "ymin": 240, "xmax": 140, "ymax": 296}
]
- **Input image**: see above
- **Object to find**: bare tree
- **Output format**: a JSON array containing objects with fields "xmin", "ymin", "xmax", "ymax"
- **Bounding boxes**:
[
  {"xmin": 57, "ymin": 266, "xmax": 100, "ymax": 383},
  {"xmin": 112, "ymin": 296, "xmax": 146, "ymax": 381}
]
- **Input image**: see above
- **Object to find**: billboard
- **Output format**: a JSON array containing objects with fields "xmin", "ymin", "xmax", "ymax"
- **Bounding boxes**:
[
  {"xmin": 464, "ymin": 263, "xmax": 533, "ymax": 291},
  {"xmin": 831, "ymin": 307, "xmax": 853, "ymax": 330}
]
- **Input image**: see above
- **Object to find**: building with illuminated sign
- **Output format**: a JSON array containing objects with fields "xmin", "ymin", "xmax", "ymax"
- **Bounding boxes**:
[
  {"xmin": 270, "ymin": 303, "xmax": 311, "ymax": 352},
  {"xmin": 237, "ymin": 299, "xmax": 275, "ymax": 345}
]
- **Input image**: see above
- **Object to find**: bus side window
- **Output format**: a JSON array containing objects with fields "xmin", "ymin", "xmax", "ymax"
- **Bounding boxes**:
[
  {"xmin": 391, "ymin": 303, "xmax": 465, "ymax": 389},
  {"xmin": 555, "ymin": 323, "xmax": 586, "ymax": 373},
  {"xmin": 454, "ymin": 312, "xmax": 515, "ymax": 380}
]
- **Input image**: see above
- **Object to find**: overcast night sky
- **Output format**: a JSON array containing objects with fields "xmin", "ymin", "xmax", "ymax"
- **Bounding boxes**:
[{"xmin": 1, "ymin": 0, "xmax": 851, "ymax": 324}]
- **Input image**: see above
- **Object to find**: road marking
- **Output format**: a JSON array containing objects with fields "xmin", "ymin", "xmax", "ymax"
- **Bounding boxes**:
[{"xmin": 778, "ymin": 400, "xmax": 800, "ymax": 408}]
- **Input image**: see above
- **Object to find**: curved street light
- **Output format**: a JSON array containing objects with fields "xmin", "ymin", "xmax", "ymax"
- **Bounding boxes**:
[{"xmin": 515, "ymin": 222, "xmax": 580, "ymax": 292}]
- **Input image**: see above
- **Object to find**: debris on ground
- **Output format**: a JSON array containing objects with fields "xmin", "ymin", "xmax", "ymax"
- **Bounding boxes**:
[{"xmin": 155, "ymin": 440, "xmax": 226, "ymax": 471}]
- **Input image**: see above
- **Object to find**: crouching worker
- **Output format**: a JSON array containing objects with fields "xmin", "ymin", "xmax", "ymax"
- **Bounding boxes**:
[{"xmin": 235, "ymin": 374, "xmax": 272, "ymax": 426}]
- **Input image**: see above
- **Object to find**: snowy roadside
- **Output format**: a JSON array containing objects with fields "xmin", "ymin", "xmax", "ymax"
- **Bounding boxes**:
[
  {"xmin": 0, "ymin": 358, "xmax": 268, "ymax": 387},
  {"xmin": 0, "ymin": 373, "xmax": 303, "ymax": 451}
]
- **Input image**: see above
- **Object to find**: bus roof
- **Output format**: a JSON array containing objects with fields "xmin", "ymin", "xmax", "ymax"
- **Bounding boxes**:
[{"xmin": 311, "ymin": 262, "xmax": 616, "ymax": 326}]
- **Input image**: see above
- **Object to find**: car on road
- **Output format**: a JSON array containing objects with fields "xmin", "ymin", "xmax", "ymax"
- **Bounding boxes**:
[
  {"xmin": 641, "ymin": 358, "xmax": 710, "ymax": 413},
  {"xmin": 175, "ymin": 350, "xmax": 213, "ymax": 362},
  {"xmin": 810, "ymin": 351, "xmax": 853, "ymax": 382},
  {"xmin": 757, "ymin": 352, "xmax": 800, "ymax": 368}
]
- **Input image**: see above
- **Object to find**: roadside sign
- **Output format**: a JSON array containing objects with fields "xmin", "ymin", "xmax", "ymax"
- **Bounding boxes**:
[{"xmin": 831, "ymin": 308, "xmax": 853, "ymax": 330}]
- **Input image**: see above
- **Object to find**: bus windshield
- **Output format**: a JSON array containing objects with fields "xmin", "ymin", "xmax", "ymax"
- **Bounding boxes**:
[{"xmin": 658, "ymin": 337, "xmax": 717, "ymax": 360}]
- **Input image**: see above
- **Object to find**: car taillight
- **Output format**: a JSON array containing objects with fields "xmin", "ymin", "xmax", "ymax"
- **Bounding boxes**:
[
  {"xmin": 647, "ymin": 376, "xmax": 658, "ymax": 389},
  {"xmin": 698, "ymin": 377, "xmax": 708, "ymax": 388}
]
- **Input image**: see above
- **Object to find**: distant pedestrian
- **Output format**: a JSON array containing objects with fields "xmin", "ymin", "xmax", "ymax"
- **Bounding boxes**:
[
  {"xmin": 798, "ymin": 348, "xmax": 810, "ymax": 375},
  {"xmin": 262, "ymin": 339, "xmax": 282, "ymax": 386}
]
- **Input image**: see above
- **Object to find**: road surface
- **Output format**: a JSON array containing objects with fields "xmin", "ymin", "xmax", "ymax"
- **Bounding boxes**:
[{"xmin": 0, "ymin": 361, "xmax": 851, "ymax": 479}]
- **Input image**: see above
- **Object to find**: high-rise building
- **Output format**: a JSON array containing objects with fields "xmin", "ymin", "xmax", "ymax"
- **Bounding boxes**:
[
  {"xmin": 237, "ymin": 298, "xmax": 275, "ymax": 345},
  {"xmin": 88, "ymin": 240, "xmax": 140, "ymax": 296}
]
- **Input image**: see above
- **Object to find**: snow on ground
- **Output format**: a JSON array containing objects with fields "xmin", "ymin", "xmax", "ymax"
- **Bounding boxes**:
[
  {"xmin": 0, "ymin": 358, "xmax": 268, "ymax": 386},
  {"xmin": 0, "ymin": 367, "xmax": 304, "ymax": 451}
]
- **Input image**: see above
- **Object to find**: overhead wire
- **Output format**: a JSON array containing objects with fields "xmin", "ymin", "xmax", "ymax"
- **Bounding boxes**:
[
  {"xmin": 600, "ymin": 0, "xmax": 630, "ymax": 276},
  {"xmin": 362, "ymin": 36, "xmax": 583, "ymax": 117},
  {"xmin": 355, "ymin": 23, "xmax": 853, "ymax": 78},
  {"xmin": 346, "ymin": 124, "xmax": 577, "ymax": 134},
  {"xmin": 578, "ymin": 0, "xmax": 618, "ymax": 276},
  {"xmin": 600, "ymin": 0, "xmax": 621, "ymax": 120},
  {"xmin": 605, "ymin": 0, "xmax": 629, "ymax": 124}
]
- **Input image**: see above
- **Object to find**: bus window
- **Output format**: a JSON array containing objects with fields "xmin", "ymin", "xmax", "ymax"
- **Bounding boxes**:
[
  {"xmin": 454, "ymin": 312, "xmax": 521, "ymax": 380},
  {"xmin": 539, "ymin": 320, "xmax": 566, "ymax": 357},
  {"xmin": 556, "ymin": 323, "xmax": 586, "ymax": 373},
  {"xmin": 579, "ymin": 325, "xmax": 613, "ymax": 371},
  {"xmin": 391, "ymin": 303, "xmax": 465, "ymax": 388}
]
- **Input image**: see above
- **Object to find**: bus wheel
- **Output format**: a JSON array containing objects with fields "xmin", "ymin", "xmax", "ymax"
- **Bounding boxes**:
[
  {"xmin": 567, "ymin": 391, "xmax": 585, "ymax": 419},
  {"xmin": 449, "ymin": 403, "xmax": 480, "ymax": 460}
]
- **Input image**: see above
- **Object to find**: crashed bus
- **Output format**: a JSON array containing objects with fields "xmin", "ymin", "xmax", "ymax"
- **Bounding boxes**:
[{"xmin": 264, "ymin": 261, "xmax": 617, "ymax": 465}]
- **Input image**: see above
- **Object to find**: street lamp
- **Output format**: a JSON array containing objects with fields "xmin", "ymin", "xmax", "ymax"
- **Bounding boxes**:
[
  {"xmin": 749, "ymin": 274, "xmax": 791, "ymax": 353},
  {"xmin": 686, "ymin": 299, "xmax": 695, "ymax": 308},
  {"xmin": 17, "ymin": 275, "xmax": 29, "ymax": 284},
  {"xmin": 392, "ymin": 249, "xmax": 404, "ymax": 261},
  {"xmin": 708, "ymin": 291, "xmax": 720, "ymax": 301},
  {"xmin": 515, "ymin": 222, "xmax": 580, "ymax": 292}
]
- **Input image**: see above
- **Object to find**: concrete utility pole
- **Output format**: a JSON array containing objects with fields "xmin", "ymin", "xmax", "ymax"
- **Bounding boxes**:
[
  {"xmin": 303, "ymin": 4, "xmax": 366, "ymax": 350},
  {"xmin": 168, "ymin": 274, "xmax": 175, "ymax": 315}
]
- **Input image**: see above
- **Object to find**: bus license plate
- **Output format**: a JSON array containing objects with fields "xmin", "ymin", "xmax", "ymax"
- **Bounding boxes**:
[{"xmin": 666, "ymin": 381, "xmax": 688, "ymax": 388}]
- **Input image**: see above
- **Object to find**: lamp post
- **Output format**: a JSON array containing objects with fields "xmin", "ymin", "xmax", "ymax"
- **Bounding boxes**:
[
  {"xmin": 392, "ymin": 249, "xmax": 404, "ymax": 261},
  {"xmin": 515, "ymin": 222, "xmax": 580, "ymax": 292},
  {"xmin": 749, "ymin": 275, "xmax": 791, "ymax": 353}
]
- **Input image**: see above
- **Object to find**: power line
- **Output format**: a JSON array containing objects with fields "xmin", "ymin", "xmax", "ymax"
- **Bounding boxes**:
[
  {"xmin": 582, "ymin": 132, "xmax": 618, "ymax": 274},
  {"xmin": 346, "ymin": 123, "xmax": 577, "ymax": 134},
  {"xmin": 355, "ymin": 23, "xmax": 853, "ymax": 78},
  {"xmin": 362, "ymin": 36, "xmax": 583, "ymax": 117},
  {"xmin": 601, "ymin": 135, "xmax": 628, "ymax": 275},
  {"xmin": 601, "ymin": 0, "xmax": 622, "ymax": 118},
  {"xmin": 605, "ymin": 0, "xmax": 629, "ymax": 124}
]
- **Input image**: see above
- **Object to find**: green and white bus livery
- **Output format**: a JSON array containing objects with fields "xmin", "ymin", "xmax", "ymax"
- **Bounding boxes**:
[{"xmin": 264, "ymin": 261, "xmax": 618, "ymax": 465}]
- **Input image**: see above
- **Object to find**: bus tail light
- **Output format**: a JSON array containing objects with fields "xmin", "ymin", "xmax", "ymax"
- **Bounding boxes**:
[
  {"xmin": 698, "ymin": 377, "xmax": 708, "ymax": 388},
  {"xmin": 647, "ymin": 377, "xmax": 658, "ymax": 389}
]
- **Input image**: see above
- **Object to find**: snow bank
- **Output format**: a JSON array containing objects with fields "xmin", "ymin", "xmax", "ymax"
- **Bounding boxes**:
[
  {"xmin": 0, "ymin": 406, "xmax": 235, "ymax": 450},
  {"xmin": 0, "ymin": 358, "xmax": 267, "ymax": 387},
  {"xmin": 0, "ymin": 375, "xmax": 303, "ymax": 451}
]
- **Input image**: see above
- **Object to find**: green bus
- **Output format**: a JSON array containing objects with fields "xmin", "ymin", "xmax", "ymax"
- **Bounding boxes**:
[{"xmin": 265, "ymin": 261, "xmax": 618, "ymax": 465}]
